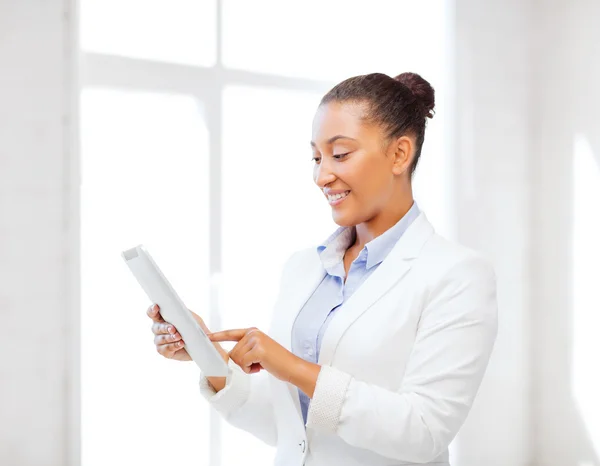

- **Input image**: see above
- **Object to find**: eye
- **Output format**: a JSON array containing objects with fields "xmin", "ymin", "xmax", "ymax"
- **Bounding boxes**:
[
  {"xmin": 311, "ymin": 156, "xmax": 321, "ymax": 164},
  {"xmin": 333, "ymin": 152, "xmax": 350, "ymax": 160}
]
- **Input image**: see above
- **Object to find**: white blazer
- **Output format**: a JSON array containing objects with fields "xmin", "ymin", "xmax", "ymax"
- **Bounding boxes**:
[{"xmin": 198, "ymin": 212, "xmax": 498, "ymax": 466}]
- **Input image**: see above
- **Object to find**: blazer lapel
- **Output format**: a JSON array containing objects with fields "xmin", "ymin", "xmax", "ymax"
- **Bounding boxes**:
[
  {"xmin": 270, "ymin": 251, "xmax": 326, "ymax": 352},
  {"xmin": 269, "ymin": 212, "xmax": 435, "ymax": 424},
  {"xmin": 317, "ymin": 212, "xmax": 435, "ymax": 366},
  {"xmin": 268, "ymin": 251, "xmax": 325, "ymax": 425}
]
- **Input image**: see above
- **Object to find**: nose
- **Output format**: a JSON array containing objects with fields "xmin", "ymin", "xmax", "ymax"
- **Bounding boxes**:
[{"xmin": 314, "ymin": 157, "xmax": 336, "ymax": 189}]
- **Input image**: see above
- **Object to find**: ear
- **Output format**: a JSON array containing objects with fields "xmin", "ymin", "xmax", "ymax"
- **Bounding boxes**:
[{"xmin": 389, "ymin": 135, "xmax": 415, "ymax": 176}]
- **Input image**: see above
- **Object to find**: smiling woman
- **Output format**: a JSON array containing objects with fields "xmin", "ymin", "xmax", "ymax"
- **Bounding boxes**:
[
  {"xmin": 150, "ymin": 70, "xmax": 498, "ymax": 466},
  {"xmin": 310, "ymin": 72, "xmax": 435, "ymax": 230}
]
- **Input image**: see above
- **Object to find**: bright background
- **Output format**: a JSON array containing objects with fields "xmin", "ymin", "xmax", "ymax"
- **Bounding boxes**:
[
  {"xmin": 1, "ymin": 1, "xmax": 599, "ymax": 465},
  {"xmin": 79, "ymin": 3, "xmax": 450, "ymax": 465}
]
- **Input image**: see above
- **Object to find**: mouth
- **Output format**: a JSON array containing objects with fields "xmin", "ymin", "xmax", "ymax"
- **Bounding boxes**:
[{"xmin": 327, "ymin": 190, "xmax": 351, "ymax": 206}]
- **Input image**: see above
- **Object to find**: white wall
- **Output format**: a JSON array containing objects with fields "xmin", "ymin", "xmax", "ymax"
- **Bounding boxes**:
[
  {"xmin": 531, "ymin": 0, "xmax": 600, "ymax": 464},
  {"xmin": 451, "ymin": 1, "xmax": 533, "ymax": 465},
  {"xmin": 0, "ymin": 1, "xmax": 79, "ymax": 465},
  {"xmin": 454, "ymin": 0, "xmax": 600, "ymax": 465}
]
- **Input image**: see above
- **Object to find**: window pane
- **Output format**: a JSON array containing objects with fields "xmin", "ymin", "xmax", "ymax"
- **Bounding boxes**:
[
  {"xmin": 222, "ymin": 0, "xmax": 447, "ymax": 81},
  {"xmin": 220, "ymin": 86, "xmax": 336, "ymax": 465},
  {"xmin": 80, "ymin": 89, "xmax": 211, "ymax": 466},
  {"xmin": 81, "ymin": 0, "xmax": 216, "ymax": 66}
]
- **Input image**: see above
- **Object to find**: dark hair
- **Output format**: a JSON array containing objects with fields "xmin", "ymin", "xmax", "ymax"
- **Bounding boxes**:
[{"xmin": 320, "ymin": 72, "xmax": 435, "ymax": 177}]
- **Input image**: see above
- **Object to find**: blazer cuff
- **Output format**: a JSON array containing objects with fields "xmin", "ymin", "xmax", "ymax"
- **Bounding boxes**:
[
  {"xmin": 198, "ymin": 358, "xmax": 251, "ymax": 415},
  {"xmin": 306, "ymin": 365, "xmax": 352, "ymax": 433}
]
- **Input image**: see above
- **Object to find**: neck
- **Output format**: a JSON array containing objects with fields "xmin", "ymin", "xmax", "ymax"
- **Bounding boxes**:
[{"xmin": 352, "ymin": 195, "xmax": 415, "ymax": 252}]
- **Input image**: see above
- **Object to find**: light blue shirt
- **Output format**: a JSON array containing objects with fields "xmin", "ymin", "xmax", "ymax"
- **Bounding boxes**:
[{"xmin": 291, "ymin": 202, "xmax": 421, "ymax": 426}]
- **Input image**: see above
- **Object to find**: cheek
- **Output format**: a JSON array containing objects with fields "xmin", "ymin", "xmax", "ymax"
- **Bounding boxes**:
[{"xmin": 346, "ymin": 156, "xmax": 387, "ymax": 193}]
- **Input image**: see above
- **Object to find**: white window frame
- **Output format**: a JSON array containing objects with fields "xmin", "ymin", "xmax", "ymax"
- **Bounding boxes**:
[{"xmin": 78, "ymin": 3, "xmax": 333, "ymax": 465}]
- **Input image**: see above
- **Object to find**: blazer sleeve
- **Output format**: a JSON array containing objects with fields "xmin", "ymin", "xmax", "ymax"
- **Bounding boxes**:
[
  {"xmin": 305, "ymin": 254, "xmax": 499, "ymax": 463},
  {"xmin": 196, "ymin": 249, "xmax": 305, "ymax": 447},
  {"xmin": 198, "ymin": 359, "xmax": 277, "ymax": 446}
]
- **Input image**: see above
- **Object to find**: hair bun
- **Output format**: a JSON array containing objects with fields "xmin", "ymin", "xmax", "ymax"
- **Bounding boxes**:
[{"xmin": 394, "ymin": 72, "xmax": 435, "ymax": 119}]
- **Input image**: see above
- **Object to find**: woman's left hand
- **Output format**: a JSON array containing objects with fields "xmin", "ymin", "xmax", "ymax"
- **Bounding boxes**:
[{"xmin": 207, "ymin": 328, "xmax": 304, "ymax": 383}]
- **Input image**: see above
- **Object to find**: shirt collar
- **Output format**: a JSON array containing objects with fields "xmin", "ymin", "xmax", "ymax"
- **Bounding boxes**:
[
  {"xmin": 317, "ymin": 201, "xmax": 421, "ymax": 272},
  {"xmin": 364, "ymin": 201, "xmax": 421, "ymax": 268},
  {"xmin": 316, "ymin": 224, "xmax": 355, "ymax": 274}
]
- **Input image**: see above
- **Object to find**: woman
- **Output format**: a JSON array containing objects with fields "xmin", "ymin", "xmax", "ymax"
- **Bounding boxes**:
[{"xmin": 147, "ymin": 72, "xmax": 498, "ymax": 466}]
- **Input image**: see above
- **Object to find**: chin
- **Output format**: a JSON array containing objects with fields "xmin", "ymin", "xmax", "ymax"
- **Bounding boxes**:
[{"xmin": 331, "ymin": 210, "xmax": 358, "ymax": 228}]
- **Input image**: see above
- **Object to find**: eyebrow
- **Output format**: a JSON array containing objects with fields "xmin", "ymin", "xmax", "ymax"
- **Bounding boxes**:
[{"xmin": 310, "ymin": 135, "xmax": 357, "ymax": 147}]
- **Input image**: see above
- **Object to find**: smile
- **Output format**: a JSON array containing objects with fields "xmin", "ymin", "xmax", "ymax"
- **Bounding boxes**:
[{"xmin": 327, "ymin": 190, "xmax": 350, "ymax": 205}]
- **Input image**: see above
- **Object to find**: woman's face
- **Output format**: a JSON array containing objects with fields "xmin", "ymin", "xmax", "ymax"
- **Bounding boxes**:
[{"xmin": 311, "ymin": 101, "xmax": 412, "ymax": 227}]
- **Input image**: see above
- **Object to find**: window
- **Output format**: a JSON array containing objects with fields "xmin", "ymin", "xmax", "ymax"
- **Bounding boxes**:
[
  {"xmin": 221, "ymin": 85, "xmax": 334, "ymax": 332},
  {"xmin": 80, "ymin": 2, "xmax": 451, "ymax": 465},
  {"xmin": 222, "ymin": 0, "xmax": 445, "ymax": 82},
  {"xmin": 80, "ymin": 89, "xmax": 211, "ymax": 465},
  {"xmin": 80, "ymin": 0, "xmax": 217, "ymax": 66}
]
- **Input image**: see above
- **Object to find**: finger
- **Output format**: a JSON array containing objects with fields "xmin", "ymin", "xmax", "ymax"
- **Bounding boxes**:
[
  {"xmin": 147, "ymin": 304, "xmax": 165, "ymax": 323},
  {"xmin": 157, "ymin": 340, "xmax": 185, "ymax": 356},
  {"xmin": 151, "ymin": 321, "xmax": 177, "ymax": 336},
  {"xmin": 227, "ymin": 329, "xmax": 260, "ymax": 356},
  {"xmin": 154, "ymin": 331, "xmax": 181, "ymax": 346},
  {"xmin": 240, "ymin": 347, "xmax": 264, "ymax": 374},
  {"xmin": 228, "ymin": 335, "xmax": 251, "ymax": 365},
  {"xmin": 208, "ymin": 328, "xmax": 252, "ymax": 342},
  {"xmin": 228, "ymin": 333, "xmax": 260, "ymax": 369},
  {"xmin": 248, "ymin": 363, "xmax": 263, "ymax": 374}
]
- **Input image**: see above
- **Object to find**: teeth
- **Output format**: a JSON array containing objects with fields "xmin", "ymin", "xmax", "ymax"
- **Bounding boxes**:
[{"xmin": 327, "ymin": 191, "xmax": 350, "ymax": 202}]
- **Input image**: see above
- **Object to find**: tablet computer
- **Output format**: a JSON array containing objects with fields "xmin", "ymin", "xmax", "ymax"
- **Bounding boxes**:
[{"xmin": 121, "ymin": 244, "xmax": 229, "ymax": 377}]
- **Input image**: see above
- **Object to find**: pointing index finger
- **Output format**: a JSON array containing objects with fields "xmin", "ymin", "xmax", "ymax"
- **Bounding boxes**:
[{"xmin": 207, "ymin": 329, "xmax": 249, "ymax": 342}]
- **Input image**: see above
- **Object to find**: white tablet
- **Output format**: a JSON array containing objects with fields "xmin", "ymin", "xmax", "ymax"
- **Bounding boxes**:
[{"xmin": 121, "ymin": 244, "xmax": 229, "ymax": 377}]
